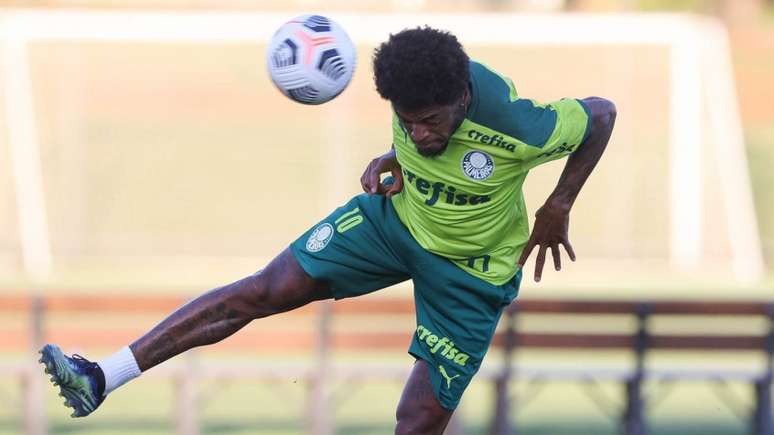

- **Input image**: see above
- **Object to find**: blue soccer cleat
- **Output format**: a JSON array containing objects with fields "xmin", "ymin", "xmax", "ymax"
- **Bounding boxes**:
[{"xmin": 39, "ymin": 344, "xmax": 106, "ymax": 418}]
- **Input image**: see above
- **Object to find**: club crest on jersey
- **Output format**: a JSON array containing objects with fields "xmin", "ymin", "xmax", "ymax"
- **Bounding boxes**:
[
  {"xmin": 306, "ymin": 223, "xmax": 334, "ymax": 252},
  {"xmin": 461, "ymin": 151, "xmax": 495, "ymax": 180}
]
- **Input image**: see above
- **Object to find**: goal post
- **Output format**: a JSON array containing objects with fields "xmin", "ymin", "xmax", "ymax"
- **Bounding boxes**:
[
  {"xmin": 1, "ymin": 10, "xmax": 763, "ymax": 284},
  {"xmin": 3, "ymin": 16, "xmax": 52, "ymax": 283}
]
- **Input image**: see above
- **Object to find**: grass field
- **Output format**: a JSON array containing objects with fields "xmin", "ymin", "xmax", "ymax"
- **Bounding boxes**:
[{"xmin": 0, "ymin": 353, "xmax": 760, "ymax": 435}]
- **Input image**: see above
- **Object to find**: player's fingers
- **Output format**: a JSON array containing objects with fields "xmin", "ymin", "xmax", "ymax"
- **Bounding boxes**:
[
  {"xmin": 386, "ymin": 184, "xmax": 402, "ymax": 197},
  {"xmin": 361, "ymin": 163, "xmax": 377, "ymax": 194},
  {"xmin": 534, "ymin": 245, "xmax": 547, "ymax": 282},
  {"xmin": 359, "ymin": 167, "xmax": 369, "ymax": 192},
  {"xmin": 370, "ymin": 166, "xmax": 385, "ymax": 194},
  {"xmin": 389, "ymin": 166, "xmax": 404, "ymax": 194},
  {"xmin": 561, "ymin": 239, "xmax": 576, "ymax": 262},
  {"xmin": 517, "ymin": 240, "xmax": 536, "ymax": 267},
  {"xmin": 361, "ymin": 179, "xmax": 372, "ymax": 194},
  {"xmin": 550, "ymin": 243, "xmax": 561, "ymax": 271}
]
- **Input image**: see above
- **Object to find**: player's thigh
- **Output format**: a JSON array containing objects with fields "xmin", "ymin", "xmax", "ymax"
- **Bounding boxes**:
[{"xmin": 395, "ymin": 359, "xmax": 453, "ymax": 435}]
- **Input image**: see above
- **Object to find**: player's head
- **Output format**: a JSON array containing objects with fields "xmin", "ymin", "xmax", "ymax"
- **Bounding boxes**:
[{"xmin": 373, "ymin": 26, "xmax": 470, "ymax": 157}]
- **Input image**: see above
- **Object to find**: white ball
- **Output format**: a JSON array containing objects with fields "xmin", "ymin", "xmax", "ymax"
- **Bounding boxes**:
[{"xmin": 266, "ymin": 15, "xmax": 356, "ymax": 105}]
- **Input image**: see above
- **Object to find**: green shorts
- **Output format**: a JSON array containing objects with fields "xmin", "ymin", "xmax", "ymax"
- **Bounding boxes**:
[{"xmin": 289, "ymin": 193, "xmax": 521, "ymax": 409}]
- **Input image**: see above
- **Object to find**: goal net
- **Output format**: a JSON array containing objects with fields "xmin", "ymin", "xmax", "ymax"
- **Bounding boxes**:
[{"xmin": 0, "ymin": 11, "xmax": 763, "ymax": 290}]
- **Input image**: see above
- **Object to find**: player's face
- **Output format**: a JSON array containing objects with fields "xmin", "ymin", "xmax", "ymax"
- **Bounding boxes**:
[{"xmin": 394, "ymin": 89, "xmax": 470, "ymax": 157}]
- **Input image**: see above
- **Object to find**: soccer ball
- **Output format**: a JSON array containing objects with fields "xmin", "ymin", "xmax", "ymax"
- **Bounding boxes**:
[{"xmin": 266, "ymin": 15, "xmax": 356, "ymax": 105}]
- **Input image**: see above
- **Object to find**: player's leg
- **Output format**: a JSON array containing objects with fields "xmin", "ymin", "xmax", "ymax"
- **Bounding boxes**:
[
  {"xmin": 129, "ymin": 248, "xmax": 330, "ymax": 371},
  {"xmin": 41, "ymin": 193, "xmax": 410, "ymax": 417},
  {"xmin": 395, "ymin": 359, "xmax": 453, "ymax": 435},
  {"xmin": 389, "ymin": 223, "xmax": 523, "ymax": 424},
  {"xmin": 40, "ymin": 247, "xmax": 330, "ymax": 417}
]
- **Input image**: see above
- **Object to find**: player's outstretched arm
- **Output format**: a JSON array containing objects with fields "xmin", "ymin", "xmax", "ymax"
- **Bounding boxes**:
[
  {"xmin": 360, "ymin": 146, "xmax": 404, "ymax": 196},
  {"xmin": 518, "ymin": 97, "xmax": 617, "ymax": 282}
]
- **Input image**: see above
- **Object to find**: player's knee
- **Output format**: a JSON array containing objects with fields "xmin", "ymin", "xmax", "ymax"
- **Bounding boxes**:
[
  {"xmin": 241, "ymin": 271, "xmax": 271, "ymax": 306},
  {"xmin": 240, "ymin": 250, "xmax": 330, "ymax": 316},
  {"xmin": 395, "ymin": 401, "xmax": 447, "ymax": 435}
]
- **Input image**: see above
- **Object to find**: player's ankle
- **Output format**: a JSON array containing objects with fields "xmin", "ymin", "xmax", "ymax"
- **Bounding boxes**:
[{"xmin": 97, "ymin": 346, "xmax": 141, "ymax": 397}]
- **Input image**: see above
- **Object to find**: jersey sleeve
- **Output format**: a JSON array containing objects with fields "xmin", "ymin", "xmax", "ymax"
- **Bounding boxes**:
[
  {"xmin": 467, "ymin": 61, "xmax": 592, "ymax": 171},
  {"xmin": 517, "ymin": 97, "xmax": 591, "ymax": 171}
]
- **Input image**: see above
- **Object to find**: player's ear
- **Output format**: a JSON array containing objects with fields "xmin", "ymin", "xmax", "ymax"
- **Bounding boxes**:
[{"xmin": 459, "ymin": 87, "xmax": 471, "ymax": 110}]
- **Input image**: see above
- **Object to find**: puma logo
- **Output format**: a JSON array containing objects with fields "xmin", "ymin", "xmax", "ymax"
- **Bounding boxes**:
[{"xmin": 439, "ymin": 365, "xmax": 460, "ymax": 389}]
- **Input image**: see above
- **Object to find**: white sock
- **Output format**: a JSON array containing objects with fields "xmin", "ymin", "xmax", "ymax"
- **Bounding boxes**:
[{"xmin": 97, "ymin": 346, "xmax": 142, "ymax": 396}]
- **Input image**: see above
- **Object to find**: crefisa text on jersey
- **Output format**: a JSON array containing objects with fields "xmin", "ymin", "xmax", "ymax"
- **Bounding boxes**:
[
  {"xmin": 403, "ymin": 168, "xmax": 492, "ymax": 207},
  {"xmin": 467, "ymin": 129, "xmax": 516, "ymax": 152}
]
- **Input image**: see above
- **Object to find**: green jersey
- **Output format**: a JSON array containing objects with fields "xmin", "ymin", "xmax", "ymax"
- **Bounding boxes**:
[{"xmin": 391, "ymin": 61, "xmax": 591, "ymax": 285}]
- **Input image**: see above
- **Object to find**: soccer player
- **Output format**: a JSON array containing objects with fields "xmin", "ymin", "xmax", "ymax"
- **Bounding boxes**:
[{"xmin": 40, "ymin": 26, "xmax": 615, "ymax": 434}]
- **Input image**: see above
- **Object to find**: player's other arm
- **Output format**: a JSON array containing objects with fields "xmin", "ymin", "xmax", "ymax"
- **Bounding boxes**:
[
  {"xmin": 360, "ymin": 145, "xmax": 404, "ymax": 197},
  {"xmin": 518, "ymin": 96, "xmax": 617, "ymax": 282},
  {"xmin": 549, "ymin": 97, "xmax": 616, "ymax": 212}
]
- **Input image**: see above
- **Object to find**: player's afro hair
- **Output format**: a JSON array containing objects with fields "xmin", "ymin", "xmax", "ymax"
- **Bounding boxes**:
[{"xmin": 373, "ymin": 26, "xmax": 469, "ymax": 110}]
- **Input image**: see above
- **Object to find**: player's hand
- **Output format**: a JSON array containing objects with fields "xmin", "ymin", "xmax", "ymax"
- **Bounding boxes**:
[
  {"xmin": 517, "ymin": 201, "xmax": 576, "ymax": 282},
  {"xmin": 360, "ymin": 148, "xmax": 404, "ymax": 197}
]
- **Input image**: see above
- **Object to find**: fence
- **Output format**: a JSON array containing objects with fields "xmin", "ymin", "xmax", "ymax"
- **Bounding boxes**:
[{"xmin": 1, "ymin": 294, "xmax": 773, "ymax": 434}]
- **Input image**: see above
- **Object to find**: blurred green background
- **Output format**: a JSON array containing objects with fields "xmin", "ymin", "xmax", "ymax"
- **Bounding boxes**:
[{"xmin": 0, "ymin": 0, "xmax": 773, "ymax": 434}]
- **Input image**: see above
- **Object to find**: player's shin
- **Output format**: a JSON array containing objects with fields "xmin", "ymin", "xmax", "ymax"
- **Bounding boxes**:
[
  {"xmin": 129, "ymin": 280, "xmax": 258, "ymax": 371},
  {"xmin": 128, "ymin": 250, "xmax": 331, "ymax": 371}
]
